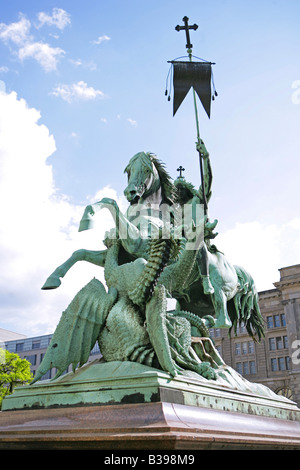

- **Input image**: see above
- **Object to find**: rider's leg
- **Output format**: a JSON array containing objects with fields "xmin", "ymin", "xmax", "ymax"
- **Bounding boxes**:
[
  {"xmin": 41, "ymin": 249, "xmax": 107, "ymax": 290},
  {"xmin": 198, "ymin": 244, "xmax": 214, "ymax": 295}
]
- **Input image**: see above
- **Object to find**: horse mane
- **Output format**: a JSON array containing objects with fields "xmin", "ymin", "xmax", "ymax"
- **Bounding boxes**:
[
  {"xmin": 150, "ymin": 154, "xmax": 176, "ymax": 205},
  {"xmin": 124, "ymin": 152, "xmax": 176, "ymax": 206}
]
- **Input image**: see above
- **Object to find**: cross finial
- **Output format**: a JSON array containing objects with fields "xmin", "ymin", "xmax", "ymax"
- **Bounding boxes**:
[
  {"xmin": 177, "ymin": 165, "xmax": 185, "ymax": 177},
  {"xmin": 175, "ymin": 16, "xmax": 198, "ymax": 49}
]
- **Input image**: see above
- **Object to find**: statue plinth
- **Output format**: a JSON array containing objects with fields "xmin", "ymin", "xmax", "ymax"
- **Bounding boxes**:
[{"xmin": 1, "ymin": 360, "xmax": 300, "ymax": 450}]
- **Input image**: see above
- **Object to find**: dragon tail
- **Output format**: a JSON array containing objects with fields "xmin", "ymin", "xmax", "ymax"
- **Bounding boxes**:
[{"xmin": 227, "ymin": 265, "xmax": 265, "ymax": 341}]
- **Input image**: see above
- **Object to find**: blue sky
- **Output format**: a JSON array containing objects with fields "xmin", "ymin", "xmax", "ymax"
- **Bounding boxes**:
[{"xmin": 0, "ymin": 0, "xmax": 299, "ymax": 336}]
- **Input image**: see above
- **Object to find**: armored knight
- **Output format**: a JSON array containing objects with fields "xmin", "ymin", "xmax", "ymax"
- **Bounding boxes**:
[{"xmin": 174, "ymin": 140, "xmax": 218, "ymax": 295}]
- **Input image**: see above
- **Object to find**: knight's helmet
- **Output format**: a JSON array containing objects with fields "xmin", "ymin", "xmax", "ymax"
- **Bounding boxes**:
[{"xmin": 174, "ymin": 174, "xmax": 197, "ymax": 206}]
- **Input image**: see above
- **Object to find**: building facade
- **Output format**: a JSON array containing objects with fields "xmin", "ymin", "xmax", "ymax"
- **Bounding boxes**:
[
  {"xmin": 4, "ymin": 333, "xmax": 102, "ymax": 380},
  {"xmin": 3, "ymin": 264, "xmax": 300, "ymax": 406},
  {"xmin": 211, "ymin": 264, "xmax": 300, "ymax": 406}
]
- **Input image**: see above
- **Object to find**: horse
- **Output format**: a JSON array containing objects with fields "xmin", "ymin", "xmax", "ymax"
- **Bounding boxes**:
[
  {"xmin": 171, "ymin": 243, "xmax": 264, "ymax": 338},
  {"xmin": 41, "ymin": 151, "xmax": 176, "ymax": 290},
  {"xmin": 41, "ymin": 151, "xmax": 264, "ymax": 340}
]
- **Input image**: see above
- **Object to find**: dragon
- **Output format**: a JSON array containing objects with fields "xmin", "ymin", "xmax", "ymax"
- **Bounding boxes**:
[{"xmin": 32, "ymin": 218, "xmax": 222, "ymax": 384}]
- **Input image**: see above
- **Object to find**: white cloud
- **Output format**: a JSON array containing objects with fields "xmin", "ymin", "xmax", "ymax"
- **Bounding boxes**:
[
  {"xmin": 18, "ymin": 42, "xmax": 65, "ymax": 72},
  {"xmin": 36, "ymin": 8, "xmax": 71, "ymax": 30},
  {"xmin": 51, "ymin": 81, "xmax": 105, "ymax": 103},
  {"xmin": 0, "ymin": 66, "xmax": 9, "ymax": 73},
  {"xmin": 0, "ymin": 12, "xmax": 67, "ymax": 72},
  {"xmin": 91, "ymin": 35, "xmax": 110, "ymax": 45},
  {"xmin": 0, "ymin": 14, "xmax": 31, "ymax": 46},
  {"xmin": 217, "ymin": 220, "xmax": 300, "ymax": 291},
  {"xmin": 0, "ymin": 90, "xmax": 124, "ymax": 336},
  {"xmin": 69, "ymin": 58, "xmax": 97, "ymax": 71},
  {"xmin": 127, "ymin": 118, "xmax": 138, "ymax": 127},
  {"xmin": 69, "ymin": 58, "xmax": 83, "ymax": 66}
]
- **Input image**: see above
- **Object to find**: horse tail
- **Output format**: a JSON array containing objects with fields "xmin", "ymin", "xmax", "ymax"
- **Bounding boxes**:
[{"xmin": 227, "ymin": 265, "xmax": 265, "ymax": 341}]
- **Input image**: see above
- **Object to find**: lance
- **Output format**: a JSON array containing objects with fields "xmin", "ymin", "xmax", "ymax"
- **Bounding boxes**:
[{"xmin": 170, "ymin": 16, "xmax": 217, "ymax": 215}]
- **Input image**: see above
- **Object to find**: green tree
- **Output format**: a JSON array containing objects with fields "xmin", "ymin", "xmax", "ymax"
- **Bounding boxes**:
[{"xmin": 0, "ymin": 348, "xmax": 33, "ymax": 409}]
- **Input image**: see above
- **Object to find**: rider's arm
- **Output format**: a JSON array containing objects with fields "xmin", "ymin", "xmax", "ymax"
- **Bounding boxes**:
[{"xmin": 196, "ymin": 140, "xmax": 212, "ymax": 204}]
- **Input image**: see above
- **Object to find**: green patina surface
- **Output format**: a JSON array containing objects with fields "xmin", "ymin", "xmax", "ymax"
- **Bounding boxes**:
[{"xmin": 3, "ymin": 361, "xmax": 300, "ymax": 422}]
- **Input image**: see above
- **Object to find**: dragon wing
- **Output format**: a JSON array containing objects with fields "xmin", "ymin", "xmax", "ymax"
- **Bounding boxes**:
[{"xmin": 31, "ymin": 278, "xmax": 117, "ymax": 384}]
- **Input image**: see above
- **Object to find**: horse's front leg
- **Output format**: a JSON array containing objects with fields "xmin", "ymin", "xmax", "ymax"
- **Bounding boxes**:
[
  {"xmin": 78, "ymin": 198, "xmax": 145, "ymax": 257},
  {"xmin": 41, "ymin": 249, "xmax": 107, "ymax": 290},
  {"xmin": 79, "ymin": 198, "xmax": 120, "ymax": 233}
]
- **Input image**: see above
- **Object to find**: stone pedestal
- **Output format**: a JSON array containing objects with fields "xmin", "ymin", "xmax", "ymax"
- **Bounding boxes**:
[{"xmin": 1, "ymin": 361, "xmax": 300, "ymax": 450}]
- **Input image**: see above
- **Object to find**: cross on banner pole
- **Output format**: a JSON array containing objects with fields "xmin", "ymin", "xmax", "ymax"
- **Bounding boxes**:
[
  {"xmin": 175, "ymin": 16, "xmax": 198, "ymax": 49},
  {"xmin": 175, "ymin": 16, "xmax": 208, "ymax": 215}
]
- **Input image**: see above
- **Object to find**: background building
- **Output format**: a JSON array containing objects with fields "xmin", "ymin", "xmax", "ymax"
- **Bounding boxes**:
[
  {"xmin": 3, "ymin": 264, "xmax": 300, "ymax": 406},
  {"xmin": 4, "ymin": 333, "xmax": 102, "ymax": 380},
  {"xmin": 0, "ymin": 328, "xmax": 26, "ymax": 343}
]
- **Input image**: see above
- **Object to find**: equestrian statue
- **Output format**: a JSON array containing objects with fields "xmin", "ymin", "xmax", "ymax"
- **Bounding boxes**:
[{"xmin": 35, "ymin": 142, "xmax": 264, "ymax": 385}]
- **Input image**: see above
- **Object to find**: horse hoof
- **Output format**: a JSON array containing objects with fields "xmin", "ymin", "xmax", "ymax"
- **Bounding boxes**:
[
  {"xmin": 41, "ymin": 275, "xmax": 61, "ymax": 290},
  {"xmin": 202, "ymin": 276, "xmax": 215, "ymax": 295},
  {"xmin": 78, "ymin": 218, "xmax": 94, "ymax": 232},
  {"xmin": 214, "ymin": 318, "xmax": 232, "ymax": 329}
]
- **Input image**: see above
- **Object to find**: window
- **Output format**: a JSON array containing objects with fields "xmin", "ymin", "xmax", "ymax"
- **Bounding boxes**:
[
  {"xmin": 269, "ymin": 338, "xmax": 276, "ymax": 350},
  {"xmin": 236, "ymin": 360, "xmax": 256, "ymax": 376},
  {"xmin": 267, "ymin": 314, "xmax": 286, "ymax": 329},
  {"xmin": 242, "ymin": 342, "xmax": 248, "ymax": 355},
  {"xmin": 16, "ymin": 342, "xmax": 24, "ymax": 352},
  {"xmin": 249, "ymin": 361, "xmax": 256, "ymax": 374},
  {"xmin": 276, "ymin": 387, "xmax": 293, "ymax": 400},
  {"xmin": 26, "ymin": 354, "xmax": 37, "ymax": 366},
  {"xmin": 41, "ymin": 369, "xmax": 52, "ymax": 380},
  {"xmin": 235, "ymin": 343, "xmax": 241, "ymax": 355},
  {"xmin": 271, "ymin": 358, "xmax": 278, "ymax": 371},
  {"xmin": 32, "ymin": 341, "xmax": 40, "ymax": 350},
  {"xmin": 270, "ymin": 356, "xmax": 290, "ymax": 372},
  {"xmin": 248, "ymin": 341, "xmax": 254, "ymax": 354},
  {"xmin": 209, "ymin": 328, "xmax": 221, "ymax": 338},
  {"xmin": 274, "ymin": 315, "xmax": 280, "ymax": 327},
  {"xmin": 278, "ymin": 357, "xmax": 285, "ymax": 371},
  {"xmin": 269, "ymin": 336, "xmax": 289, "ymax": 351}
]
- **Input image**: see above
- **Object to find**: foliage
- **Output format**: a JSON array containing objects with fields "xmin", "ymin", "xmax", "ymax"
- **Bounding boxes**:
[{"xmin": 0, "ymin": 348, "xmax": 33, "ymax": 409}]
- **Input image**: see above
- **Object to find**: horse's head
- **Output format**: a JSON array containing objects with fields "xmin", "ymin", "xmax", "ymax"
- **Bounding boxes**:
[{"xmin": 124, "ymin": 152, "xmax": 158, "ymax": 203}]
